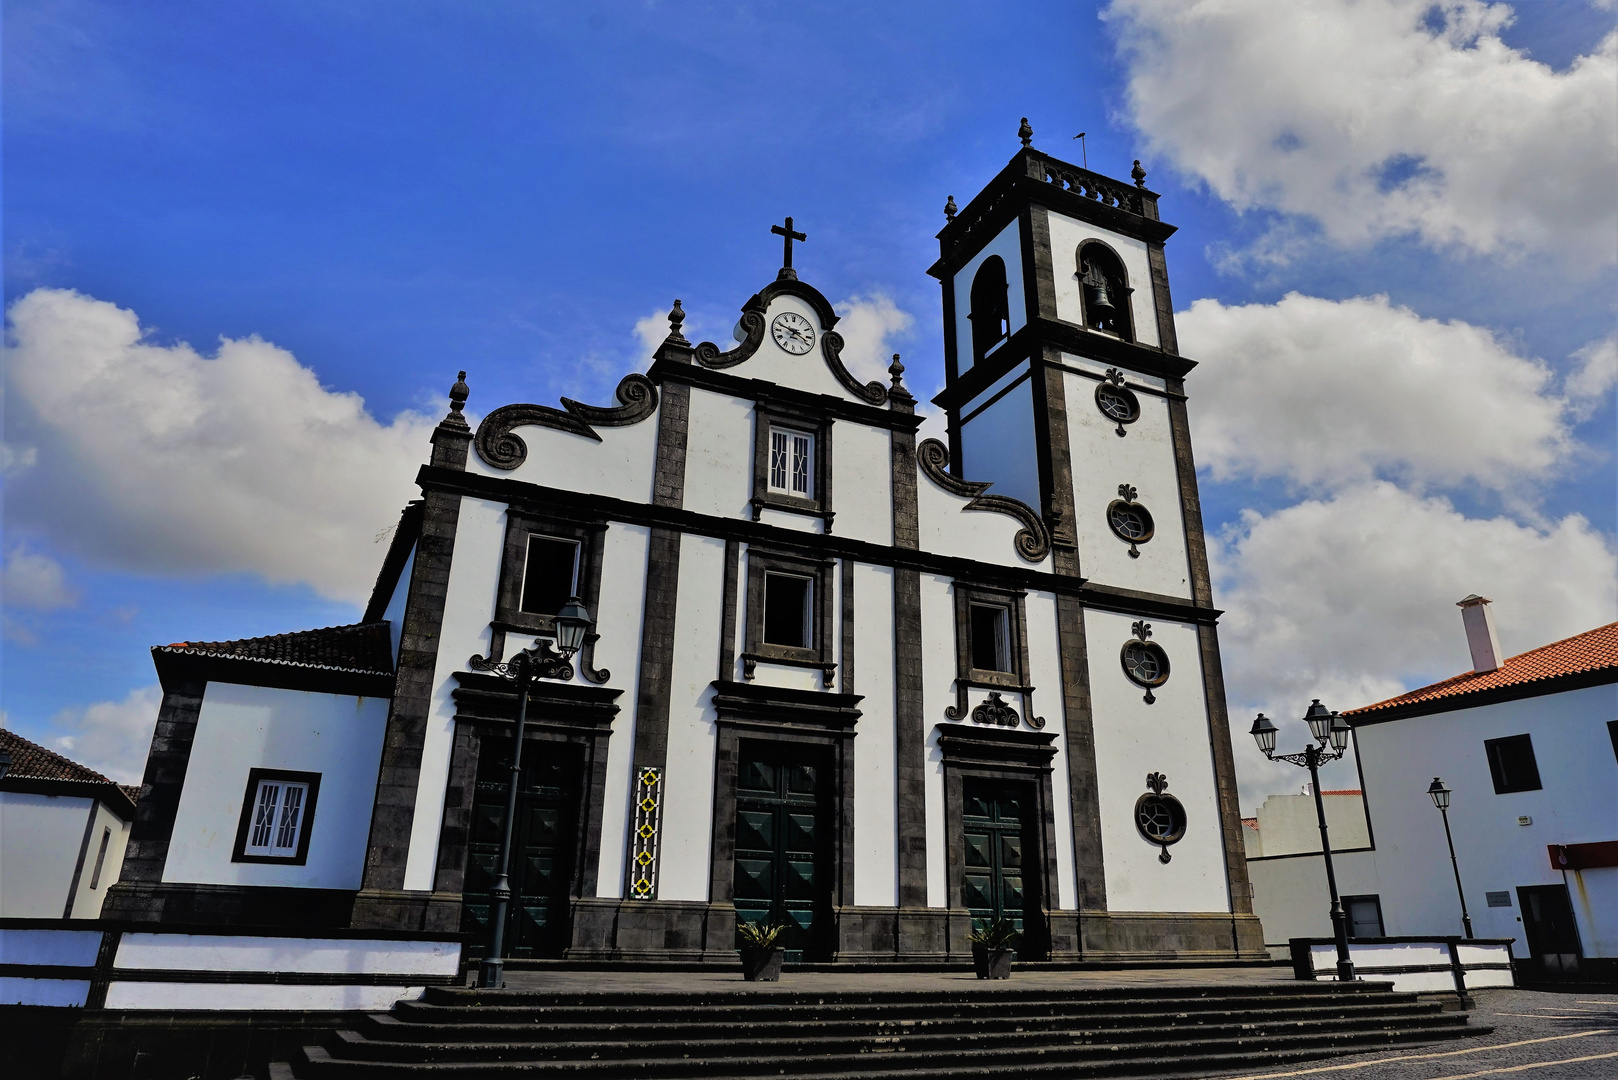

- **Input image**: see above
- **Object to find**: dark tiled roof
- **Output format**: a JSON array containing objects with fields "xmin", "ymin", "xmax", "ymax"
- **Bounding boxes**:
[
  {"xmin": 0, "ymin": 726, "xmax": 117, "ymax": 785},
  {"xmin": 155, "ymin": 622, "xmax": 394, "ymax": 675},
  {"xmin": 1348, "ymin": 622, "xmax": 1618, "ymax": 716}
]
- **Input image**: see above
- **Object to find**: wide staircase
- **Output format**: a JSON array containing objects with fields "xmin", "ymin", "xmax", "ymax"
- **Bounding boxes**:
[{"xmin": 270, "ymin": 979, "xmax": 1485, "ymax": 1079}]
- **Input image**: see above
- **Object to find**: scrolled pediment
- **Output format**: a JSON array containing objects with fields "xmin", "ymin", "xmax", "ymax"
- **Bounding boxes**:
[
  {"xmin": 917, "ymin": 438, "xmax": 1051, "ymax": 562},
  {"xmin": 474, "ymin": 373, "xmax": 658, "ymax": 470}
]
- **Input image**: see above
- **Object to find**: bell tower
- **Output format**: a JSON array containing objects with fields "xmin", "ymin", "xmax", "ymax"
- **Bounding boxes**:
[{"xmin": 928, "ymin": 120, "xmax": 1261, "ymax": 951}]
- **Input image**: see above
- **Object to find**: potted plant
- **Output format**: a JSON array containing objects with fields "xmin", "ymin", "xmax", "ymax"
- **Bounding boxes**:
[
  {"xmin": 969, "ymin": 917, "xmax": 1020, "ymax": 980},
  {"xmin": 737, "ymin": 918, "xmax": 787, "ymax": 982}
]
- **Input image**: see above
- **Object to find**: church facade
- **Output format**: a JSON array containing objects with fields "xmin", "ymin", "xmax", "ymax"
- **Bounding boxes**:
[{"xmin": 106, "ymin": 136, "xmax": 1265, "ymax": 963}]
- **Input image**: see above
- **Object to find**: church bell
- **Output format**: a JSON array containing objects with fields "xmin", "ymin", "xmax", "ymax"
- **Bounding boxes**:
[{"xmin": 1085, "ymin": 278, "xmax": 1115, "ymax": 316}]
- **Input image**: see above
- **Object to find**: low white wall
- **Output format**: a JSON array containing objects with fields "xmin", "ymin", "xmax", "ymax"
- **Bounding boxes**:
[{"xmin": 1304, "ymin": 939, "xmax": 1515, "ymax": 994}]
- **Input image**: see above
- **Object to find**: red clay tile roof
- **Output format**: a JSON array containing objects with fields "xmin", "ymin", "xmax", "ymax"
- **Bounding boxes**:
[
  {"xmin": 1319, "ymin": 790, "xmax": 1363, "ymax": 797},
  {"xmin": 1348, "ymin": 621, "xmax": 1618, "ymax": 717},
  {"xmin": 0, "ymin": 726, "xmax": 120, "ymax": 787},
  {"xmin": 155, "ymin": 621, "xmax": 393, "ymax": 674}
]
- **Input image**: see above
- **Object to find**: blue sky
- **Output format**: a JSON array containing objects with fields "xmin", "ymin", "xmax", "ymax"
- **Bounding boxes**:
[{"xmin": 4, "ymin": 1, "xmax": 1615, "ymax": 809}]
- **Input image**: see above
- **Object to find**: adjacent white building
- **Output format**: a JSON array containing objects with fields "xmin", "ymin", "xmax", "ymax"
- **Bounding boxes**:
[
  {"xmin": 0, "ymin": 728, "xmax": 137, "ymax": 918},
  {"xmin": 1247, "ymin": 601, "xmax": 1618, "ymax": 982},
  {"xmin": 105, "ymin": 134, "xmax": 1266, "ymax": 963}
]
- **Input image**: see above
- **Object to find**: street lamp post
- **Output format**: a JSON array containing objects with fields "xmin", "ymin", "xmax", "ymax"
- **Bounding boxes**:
[
  {"xmin": 1250, "ymin": 700, "xmax": 1357, "ymax": 982},
  {"xmin": 467, "ymin": 597, "xmax": 593, "ymax": 990},
  {"xmin": 1427, "ymin": 778, "xmax": 1475, "ymax": 939}
]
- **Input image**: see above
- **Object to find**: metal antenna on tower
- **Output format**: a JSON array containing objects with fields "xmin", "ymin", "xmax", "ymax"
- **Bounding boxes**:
[{"xmin": 1072, "ymin": 132, "xmax": 1088, "ymax": 170}]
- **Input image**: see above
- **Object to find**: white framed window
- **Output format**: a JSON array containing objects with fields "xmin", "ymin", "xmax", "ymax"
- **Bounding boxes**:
[
  {"xmin": 768, "ymin": 427, "xmax": 814, "ymax": 498},
  {"xmin": 233, "ymin": 769, "xmax": 321, "ymax": 864},
  {"xmin": 968, "ymin": 603, "xmax": 1012, "ymax": 673}
]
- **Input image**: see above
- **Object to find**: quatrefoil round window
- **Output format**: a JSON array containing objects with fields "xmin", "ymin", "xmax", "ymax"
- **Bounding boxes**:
[
  {"xmin": 1121, "ymin": 640, "xmax": 1170, "ymax": 688},
  {"xmin": 1095, "ymin": 381, "xmax": 1140, "ymax": 426},
  {"xmin": 1107, "ymin": 500, "xmax": 1155, "ymax": 545},
  {"xmin": 1135, "ymin": 792, "xmax": 1186, "ymax": 847}
]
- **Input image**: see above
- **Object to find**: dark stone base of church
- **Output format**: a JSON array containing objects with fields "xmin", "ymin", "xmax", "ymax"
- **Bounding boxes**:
[
  {"xmin": 102, "ymin": 882, "xmax": 358, "ymax": 929},
  {"xmin": 555, "ymin": 898, "xmax": 1267, "ymax": 963}
]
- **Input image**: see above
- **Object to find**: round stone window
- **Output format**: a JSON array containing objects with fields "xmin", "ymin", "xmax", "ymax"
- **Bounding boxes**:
[
  {"xmin": 1107, "ymin": 499, "xmax": 1155, "ymax": 556},
  {"xmin": 1095, "ymin": 381, "xmax": 1140, "ymax": 429},
  {"xmin": 1135, "ymin": 791, "xmax": 1187, "ymax": 862},
  {"xmin": 1121, "ymin": 640, "xmax": 1169, "ymax": 688}
]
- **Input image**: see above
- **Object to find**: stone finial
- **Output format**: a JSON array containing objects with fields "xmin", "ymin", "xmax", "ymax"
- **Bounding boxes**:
[
  {"xmin": 667, "ymin": 299, "xmax": 689, "ymax": 344},
  {"xmin": 1018, "ymin": 117, "xmax": 1033, "ymax": 147},
  {"xmin": 944, "ymin": 195, "xmax": 958, "ymax": 222},
  {"xmin": 448, "ymin": 371, "xmax": 469, "ymax": 416},
  {"xmin": 888, "ymin": 353, "xmax": 907, "ymax": 391},
  {"xmin": 1132, "ymin": 159, "xmax": 1147, "ymax": 188}
]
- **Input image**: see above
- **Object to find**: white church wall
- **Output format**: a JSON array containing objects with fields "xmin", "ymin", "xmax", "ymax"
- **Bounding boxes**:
[
  {"xmin": 957, "ymin": 373, "xmax": 1043, "ymax": 512},
  {"xmin": 1024, "ymin": 590, "xmax": 1077, "ymax": 910},
  {"xmin": 62, "ymin": 799, "xmax": 130, "ymax": 919},
  {"xmin": 1062, "ymin": 368, "xmax": 1192, "ymax": 600},
  {"xmin": 736, "ymin": 294, "xmax": 872, "ymax": 402},
  {"xmin": 462, "ymin": 401, "xmax": 659, "ymax": 505},
  {"xmin": 591, "ymin": 522, "xmax": 650, "ymax": 900},
  {"xmin": 1351, "ymin": 685, "xmax": 1618, "ymax": 958},
  {"xmin": 916, "ymin": 462, "xmax": 1054, "ymax": 574},
  {"xmin": 951, "ymin": 219, "xmax": 1025, "ymax": 375},
  {"xmin": 833, "ymin": 422, "xmax": 894, "ymax": 547},
  {"xmin": 1084, "ymin": 608, "xmax": 1228, "ymax": 914},
  {"xmin": 654, "ymin": 533, "xmax": 727, "ymax": 903},
  {"xmin": 683, "ymin": 387, "xmax": 754, "ymax": 520},
  {"xmin": 381, "ymin": 544, "xmax": 415, "ymax": 665},
  {"xmin": 852, "ymin": 562, "xmax": 898, "ymax": 907},
  {"xmin": 402, "ymin": 496, "xmax": 504, "ymax": 891},
  {"xmin": 163, "ymin": 683, "xmax": 388, "ymax": 889},
  {"xmin": 0, "ymin": 792, "xmax": 95, "ymax": 916},
  {"xmin": 1044, "ymin": 209, "xmax": 1161, "ymax": 349},
  {"xmin": 919, "ymin": 572, "xmax": 956, "ymax": 907},
  {"xmin": 757, "ymin": 509, "xmax": 820, "ymax": 535}
]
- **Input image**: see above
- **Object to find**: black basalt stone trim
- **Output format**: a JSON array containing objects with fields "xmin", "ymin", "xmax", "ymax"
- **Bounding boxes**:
[
  {"xmin": 363, "ymin": 500, "xmax": 425, "ymax": 623},
  {"xmin": 1054, "ymin": 595, "xmax": 1107, "ymax": 916},
  {"xmin": 649, "ymin": 359, "xmax": 921, "ymax": 433},
  {"xmin": 916, "ymin": 439, "xmax": 1050, "ymax": 563},
  {"xmin": 742, "ymin": 546, "xmax": 836, "ymax": 685},
  {"xmin": 431, "ymin": 718, "xmax": 481, "ymax": 903},
  {"xmin": 1146, "ymin": 242, "xmax": 1180, "ymax": 356},
  {"xmin": 889, "ymin": 421, "xmax": 927, "ymax": 916},
  {"xmin": 354, "ymin": 474, "xmax": 465, "ymax": 918},
  {"xmin": 1198, "ymin": 623, "xmax": 1253, "ymax": 917},
  {"xmin": 103, "ymin": 681, "xmax": 205, "ymax": 895},
  {"xmin": 473, "ymin": 374, "xmax": 658, "ymax": 468},
  {"xmin": 1164, "ymin": 378, "xmax": 1214, "ymax": 611},
  {"xmin": 415, "ymin": 465, "xmax": 1231, "ymax": 627},
  {"xmin": 62, "ymin": 801, "xmax": 99, "ymax": 918},
  {"xmin": 932, "ymin": 324, "xmax": 1195, "ymax": 414},
  {"xmin": 652, "ymin": 381, "xmax": 690, "ymax": 509},
  {"xmin": 1036, "ymin": 347, "xmax": 1080, "ymax": 566},
  {"xmin": 718, "ymin": 539, "xmax": 741, "ymax": 681},
  {"xmin": 1024, "ymin": 203, "xmax": 1059, "ymax": 322},
  {"xmin": 840, "ymin": 558, "xmax": 855, "ymax": 694},
  {"xmin": 101, "ymin": 883, "xmax": 359, "ymax": 929}
]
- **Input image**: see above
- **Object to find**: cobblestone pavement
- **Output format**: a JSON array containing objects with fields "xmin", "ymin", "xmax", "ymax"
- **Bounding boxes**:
[{"xmin": 1196, "ymin": 988, "xmax": 1618, "ymax": 1080}]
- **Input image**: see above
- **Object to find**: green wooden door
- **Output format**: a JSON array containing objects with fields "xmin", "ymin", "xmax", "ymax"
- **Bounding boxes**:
[
  {"xmin": 733, "ymin": 745, "xmax": 828, "ymax": 960},
  {"xmin": 462, "ymin": 743, "xmax": 579, "ymax": 959},
  {"xmin": 962, "ymin": 779, "xmax": 1036, "ymax": 959}
]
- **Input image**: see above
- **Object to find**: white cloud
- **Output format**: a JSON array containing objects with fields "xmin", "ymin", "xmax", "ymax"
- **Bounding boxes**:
[
  {"xmin": 1179, "ymin": 293, "xmax": 1571, "ymax": 491},
  {"xmin": 1, "ymin": 545, "xmax": 76, "ymax": 610},
  {"xmin": 833, "ymin": 293, "xmax": 914, "ymax": 387},
  {"xmin": 1566, "ymin": 334, "xmax": 1617, "ymax": 419},
  {"xmin": 1210, "ymin": 481, "xmax": 1618, "ymax": 811},
  {"xmin": 634, "ymin": 310, "xmax": 670, "ymax": 357},
  {"xmin": 46, "ymin": 684, "xmax": 163, "ymax": 784},
  {"xmin": 1106, "ymin": 0, "xmax": 1618, "ymax": 269},
  {"xmin": 4, "ymin": 288, "xmax": 439, "ymax": 604}
]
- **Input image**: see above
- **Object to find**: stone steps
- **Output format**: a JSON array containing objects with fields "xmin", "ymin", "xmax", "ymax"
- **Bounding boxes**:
[{"xmin": 271, "ymin": 980, "xmax": 1487, "ymax": 1079}]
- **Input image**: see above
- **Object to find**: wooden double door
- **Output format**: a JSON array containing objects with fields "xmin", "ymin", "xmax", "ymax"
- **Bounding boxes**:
[
  {"xmin": 462, "ymin": 741, "xmax": 581, "ymax": 959},
  {"xmin": 961, "ymin": 778, "xmax": 1040, "ymax": 960},
  {"xmin": 732, "ymin": 742, "xmax": 833, "ymax": 961}
]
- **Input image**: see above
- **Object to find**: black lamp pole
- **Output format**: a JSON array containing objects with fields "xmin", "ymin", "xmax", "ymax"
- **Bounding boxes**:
[
  {"xmin": 468, "ymin": 597, "xmax": 592, "ymax": 990},
  {"xmin": 1251, "ymin": 701, "xmax": 1357, "ymax": 982},
  {"xmin": 1428, "ymin": 778, "xmax": 1474, "ymax": 939}
]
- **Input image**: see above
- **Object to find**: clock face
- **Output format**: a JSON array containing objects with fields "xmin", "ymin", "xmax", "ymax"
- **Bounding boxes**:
[{"xmin": 771, "ymin": 312, "xmax": 815, "ymax": 355}]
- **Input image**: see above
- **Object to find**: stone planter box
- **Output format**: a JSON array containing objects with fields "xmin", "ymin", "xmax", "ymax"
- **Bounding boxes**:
[
  {"xmin": 740, "ymin": 945, "xmax": 783, "ymax": 982},
  {"xmin": 972, "ymin": 944, "xmax": 1012, "ymax": 980}
]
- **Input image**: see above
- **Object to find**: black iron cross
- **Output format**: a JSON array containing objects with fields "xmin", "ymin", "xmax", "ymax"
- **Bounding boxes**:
[{"xmin": 771, "ymin": 216, "xmax": 806, "ymax": 270}]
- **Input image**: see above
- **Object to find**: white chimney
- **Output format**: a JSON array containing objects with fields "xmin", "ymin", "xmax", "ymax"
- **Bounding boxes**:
[{"xmin": 1456, "ymin": 594, "xmax": 1503, "ymax": 673}]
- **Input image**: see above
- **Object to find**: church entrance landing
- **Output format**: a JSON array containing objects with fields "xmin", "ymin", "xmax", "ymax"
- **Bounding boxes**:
[
  {"xmin": 462, "ymin": 742, "xmax": 580, "ymax": 959},
  {"xmin": 733, "ymin": 741, "xmax": 832, "ymax": 961}
]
